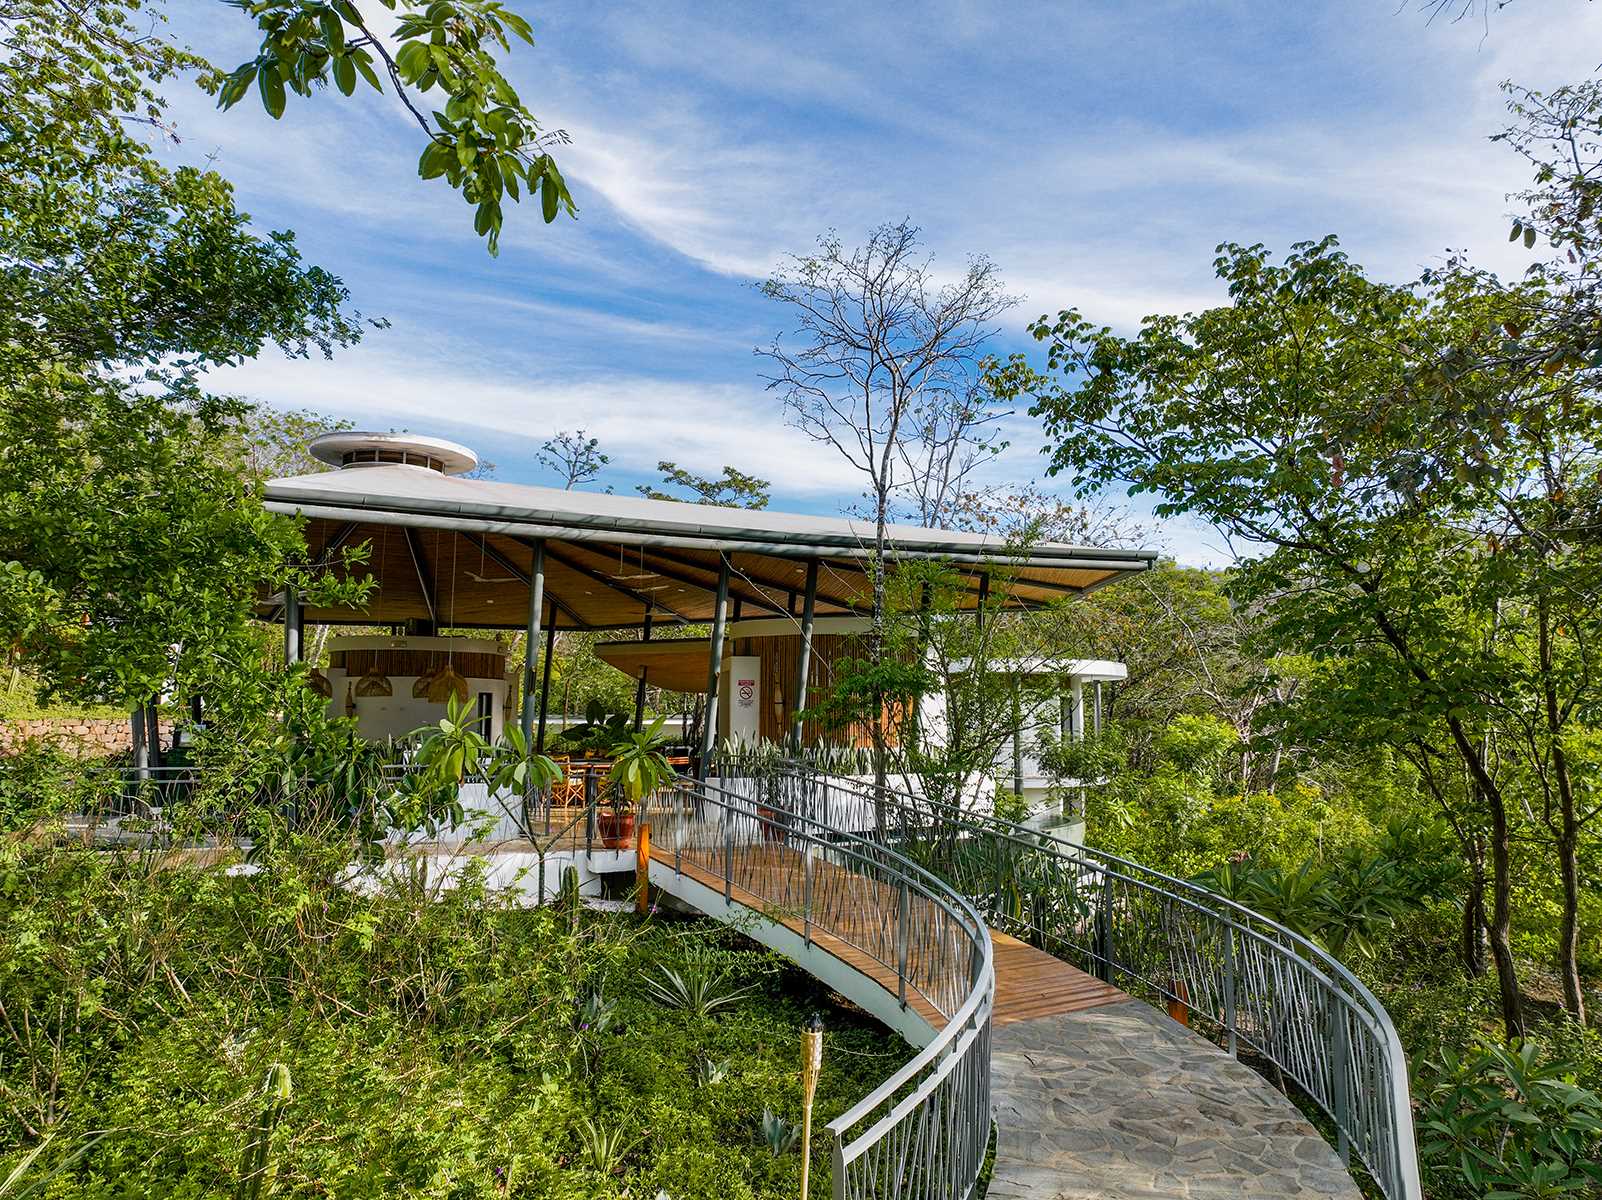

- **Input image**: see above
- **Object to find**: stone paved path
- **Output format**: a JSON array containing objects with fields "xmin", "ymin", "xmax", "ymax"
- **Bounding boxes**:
[{"xmin": 988, "ymin": 1000, "xmax": 1361, "ymax": 1200}]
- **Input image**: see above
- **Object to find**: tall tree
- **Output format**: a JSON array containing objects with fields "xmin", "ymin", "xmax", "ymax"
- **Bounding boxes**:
[
  {"xmin": 1, "ymin": 0, "xmax": 372, "ymax": 715},
  {"xmin": 758, "ymin": 222, "xmax": 1015, "ymax": 785},
  {"xmin": 537, "ymin": 430, "xmax": 609, "ymax": 490},
  {"xmin": 1000, "ymin": 236, "xmax": 1602, "ymax": 1037}
]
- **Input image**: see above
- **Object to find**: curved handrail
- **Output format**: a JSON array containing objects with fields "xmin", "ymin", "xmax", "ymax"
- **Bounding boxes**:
[
  {"xmin": 737, "ymin": 766, "xmax": 1423, "ymax": 1200},
  {"xmin": 640, "ymin": 777, "xmax": 996, "ymax": 1200}
]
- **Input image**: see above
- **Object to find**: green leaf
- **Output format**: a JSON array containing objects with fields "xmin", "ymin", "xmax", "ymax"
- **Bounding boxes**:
[
  {"xmin": 218, "ymin": 64, "xmax": 258, "ymax": 110},
  {"xmin": 395, "ymin": 39, "xmax": 429, "ymax": 82},
  {"xmin": 318, "ymin": 9, "xmax": 346, "ymax": 53},
  {"xmin": 540, "ymin": 171, "xmax": 559, "ymax": 222},
  {"xmin": 259, "ymin": 63, "xmax": 287, "ymax": 119},
  {"xmin": 1523, "ymin": 226, "xmax": 1537, "ymax": 249},
  {"xmin": 501, "ymin": 11, "xmax": 534, "ymax": 42},
  {"xmin": 351, "ymin": 48, "xmax": 384, "ymax": 92},
  {"xmin": 418, "ymin": 139, "xmax": 452, "ymax": 180},
  {"xmin": 331, "ymin": 53, "xmax": 356, "ymax": 96}
]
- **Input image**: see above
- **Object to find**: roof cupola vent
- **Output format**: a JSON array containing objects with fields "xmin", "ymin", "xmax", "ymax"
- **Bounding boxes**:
[{"xmin": 308, "ymin": 432, "xmax": 478, "ymax": 476}]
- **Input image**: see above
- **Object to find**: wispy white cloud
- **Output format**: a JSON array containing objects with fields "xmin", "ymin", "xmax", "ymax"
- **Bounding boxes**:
[
  {"xmin": 211, "ymin": 342, "xmax": 866, "ymax": 497},
  {"xmin": 167, "ymin": 0, "xmax": 1602, "ymax": 569}
]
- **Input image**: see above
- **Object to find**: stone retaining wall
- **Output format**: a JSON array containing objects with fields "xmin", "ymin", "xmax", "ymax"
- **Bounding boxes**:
[{"xmin": 0, "ymin": 717, "xmax": 131, "ymax": 757}]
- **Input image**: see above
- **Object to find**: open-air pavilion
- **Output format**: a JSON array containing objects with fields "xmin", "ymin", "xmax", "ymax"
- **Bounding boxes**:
[{"xmin": 264, "ymin": 432, "xmax": 1157, "ymax": 775}]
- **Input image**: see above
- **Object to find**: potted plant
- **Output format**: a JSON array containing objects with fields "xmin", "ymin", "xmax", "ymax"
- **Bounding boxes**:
[
  {"xmin": 600, "ymin": 717, "xmax": 675, "ymax": 849},
  {"xmin": 405, "ymin": 697, "xmax": 563, "ymax": 842}
]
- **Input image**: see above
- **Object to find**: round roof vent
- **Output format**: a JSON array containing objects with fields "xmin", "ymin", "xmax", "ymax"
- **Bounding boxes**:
[{"xmin": 309, "ymin": 432, "xmax": 478, "ymax": 476}]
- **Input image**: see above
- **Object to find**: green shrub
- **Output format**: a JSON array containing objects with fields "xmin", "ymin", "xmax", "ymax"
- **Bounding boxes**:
[
  {"xmin": 1415, "ymin": 1038, "xmax": 1602, "ymax": 1199},
  {"xmin": 0, "ymin": 834, "xmax": 899, "ymax": 1198}
]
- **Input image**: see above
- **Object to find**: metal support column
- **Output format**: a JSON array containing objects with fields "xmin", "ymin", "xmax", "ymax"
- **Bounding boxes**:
[
  {"xmin": 536, "ymin": 617, "xmax": 556, "ymax": 752},
  {"xmin": 788, "ymin": 559, "xmax": 818, "ymax": 751},
  {"xmin": 1010, "ymin": 682, "xmax": 1025, "ymax": 799},
  {"xmin": 520, "ymin": 539, "xmax": 546, "ymax": 747},
  {"xmin": 283, "ymin": 586, "xmax": 302, "ymax": 665},
  {"xmin": 698, "ymin": 555, "xmax": 731, "ymax": 780},
  {"xmin": 131, "ymin": 707, "xmax": 149, "ymax": 783},
  {"xmin": 633, "ymin": 610, "xmax": 653, "ymax": 732},
  {"xmin": 145, "ymin": 698, "xmax": 162, "ymax": 770}
]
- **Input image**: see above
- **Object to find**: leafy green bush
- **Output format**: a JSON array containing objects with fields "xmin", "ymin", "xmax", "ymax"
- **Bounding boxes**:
[
  {"xmin": 1415, "ymin": 1039, "xmax": 1602, "ymax": 1199},
  {"xmin": 0, "ymin": 833, "xmax": 901, "ymax": 1198}
]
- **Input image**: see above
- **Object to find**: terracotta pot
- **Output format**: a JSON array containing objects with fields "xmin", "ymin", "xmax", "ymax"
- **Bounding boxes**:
[
  {"xmin": 598, "ymin": 810, "xmax": 636, "ymax": 850},
  {"xmin": 756, "ymin": 805, "xmax": 785, "ymax": 843}
]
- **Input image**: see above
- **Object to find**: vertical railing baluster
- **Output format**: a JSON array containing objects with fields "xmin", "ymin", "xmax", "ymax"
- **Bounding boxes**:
[
  {"xmin": 1096, "ymin": 869, "xmax": 1114, "ymax": 983},
  {"xmin": 896, "ymin": 878, "xmax": 909, "ymax": 1008},
  {"xmin": 804, "ymin": 847, "xmax": 814, "ymax": 947},
  {"xmin": 1224, "ymin": 924, "xmax": 1239, "ymax": 1057}
]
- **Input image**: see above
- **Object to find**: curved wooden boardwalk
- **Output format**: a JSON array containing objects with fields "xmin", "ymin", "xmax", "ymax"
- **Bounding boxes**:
[{"xmin": 647, "ymin": 840, "xmax": 1357, "ymax": 1200}]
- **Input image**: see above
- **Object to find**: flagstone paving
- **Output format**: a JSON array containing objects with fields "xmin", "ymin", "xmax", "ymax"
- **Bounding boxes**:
[{"xmin": 987, "ymin": 999, "xmax": 1361, "ymax": 1199}]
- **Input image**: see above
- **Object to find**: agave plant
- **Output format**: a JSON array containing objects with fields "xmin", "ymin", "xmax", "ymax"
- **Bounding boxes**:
[
  {"xmin": 573, "ymin": 989, "xmax": 618, "ymax": 1078},
  {"xmin": 694, "ymin": 1056, "xmax": 731, "ymax": 1085},
  {"xmin": 574, "ymin": 1116, "xmax": 641, "ymax": 1174},
  {"xmin": 759, "ymin": 1107, "xmax": 800, "ymax": 1156},
  {"xmin": 641, "ymin": 957, "xmax": 756, "ymax": 1018}
]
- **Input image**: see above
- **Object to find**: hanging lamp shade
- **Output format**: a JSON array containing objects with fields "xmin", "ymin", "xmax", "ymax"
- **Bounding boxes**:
[
  {"xmin": 354, "ymin": 664, "xmax": 393, "ymax": 697},
  {"xmin": 306, "ymin": 668, "xmax": 333, "ymax": 698},
  {"xmin": 424, "ymin": 663, "xmax": 468, "ymax": 704},
  {"xmin": 411, "ymin": 662, "xmax": 442, "ymax": 699}
]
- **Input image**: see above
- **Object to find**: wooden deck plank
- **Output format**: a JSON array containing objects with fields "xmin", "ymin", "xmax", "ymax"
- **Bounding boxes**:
[{"xmin": 654, "ymin": 841, "xmax": 1126, "ymax": 1031}]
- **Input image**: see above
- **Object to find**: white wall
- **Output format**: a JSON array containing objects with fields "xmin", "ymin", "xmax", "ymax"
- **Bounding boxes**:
[{"xmin": 326, "ymin": 671, "xmax": 505, "ymax": 742}]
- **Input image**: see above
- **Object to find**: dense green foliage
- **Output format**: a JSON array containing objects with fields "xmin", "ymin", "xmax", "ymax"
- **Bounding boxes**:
[
  {"xmin": 1060, "ymin": 560, "xmax": 1602, "ymax": 1198},
  {"xmin": 0, "ymin": 834, "xmax": 898, "ymax": 1198},
  {"xmin": 1, "ymin": 0, "xmax": 377, "ymax": 715},
  {"xmin": 221, "ymin": 0, "xmax": 575, "ymax": 253}
]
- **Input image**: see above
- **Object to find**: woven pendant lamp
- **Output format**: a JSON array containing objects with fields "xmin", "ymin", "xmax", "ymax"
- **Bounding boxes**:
[
  {"xmin": 424, "ymin": 663, "xmax": 468, "ymax": 704},
  {"xmin": 354, "ymin": 663, "xmax": 393, "ymax": 697},
  {"xmin": 306, "ymin": 668, "xmax": 333, "ymax": 698},
  {"xmin": 411, "ymin": 663, "xmax": 440, "ymax": 699}
]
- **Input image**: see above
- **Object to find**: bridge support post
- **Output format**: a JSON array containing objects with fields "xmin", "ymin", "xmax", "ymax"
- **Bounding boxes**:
[{"xmin": 1331, "ymin": 990, "xmax": 1352, "ymax": 1165}]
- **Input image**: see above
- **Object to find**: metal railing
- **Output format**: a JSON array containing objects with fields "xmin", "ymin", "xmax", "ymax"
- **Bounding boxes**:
[
  {"xmin": 640, "ymin": 778, "xmax": 995, "ymax": 1200},
  {"xmin": 740, "ymin": 766, "xmax": 1422, "ymax": 1200}
]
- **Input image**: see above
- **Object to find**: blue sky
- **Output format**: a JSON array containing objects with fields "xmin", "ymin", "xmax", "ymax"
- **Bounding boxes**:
[{"xmin": 170, "ymin": 0, "xmax": 1602, "ymax": 565}]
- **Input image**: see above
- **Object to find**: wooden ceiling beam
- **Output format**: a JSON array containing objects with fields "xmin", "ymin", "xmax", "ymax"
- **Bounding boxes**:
[
  {"xmin": 644, "ymin": 546, "xmax": 858, "ymax": 613},
  {"xmin": 533, "ymin": 541, "xmax": 699, "ymax": 625},
  {"xmin": 463, "ymin": 533, "xmax": 591, "ymax": 630}
]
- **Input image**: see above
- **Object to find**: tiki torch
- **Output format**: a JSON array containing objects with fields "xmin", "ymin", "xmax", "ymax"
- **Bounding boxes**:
[{"xmin": 800, "ymin": 1013, "xmax": 824, "ymax": 1198}]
